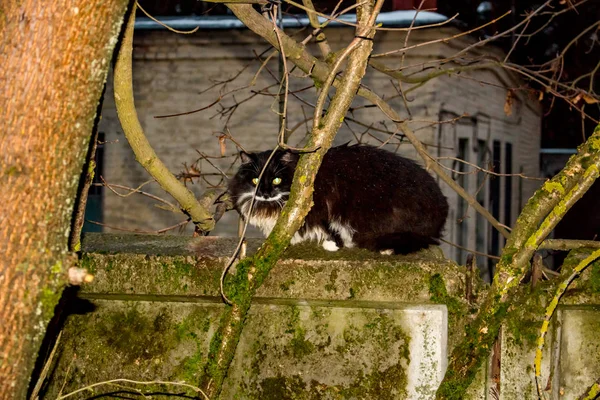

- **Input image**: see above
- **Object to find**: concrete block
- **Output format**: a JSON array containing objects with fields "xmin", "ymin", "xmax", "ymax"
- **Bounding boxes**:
[
  {"xmin": 558, "ymin": 307, "xmax": 600, "ymax": 400},
  {"xmin": 40, "ymin": 234, "xmax": 466, "ymax": 399}
]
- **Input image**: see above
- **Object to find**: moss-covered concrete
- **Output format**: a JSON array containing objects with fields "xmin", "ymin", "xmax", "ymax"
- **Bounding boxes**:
[
  {"xmin": 37, "ymin": 233, "xmax": 470, "ymax": 399},
  {"xmin": 222, "ymin": 305, "xmax": 413, "ymax": 399},
  {"xmin": 43, "ymin": 300, "xmax": 223, "ymax": 398},
  {"xmin": 80, "ymin": 233, "xmax": 466, "ymax": 305},
  {"xmin": 39, "ymin": 234, "xmax": 600, "ymax": 399}
]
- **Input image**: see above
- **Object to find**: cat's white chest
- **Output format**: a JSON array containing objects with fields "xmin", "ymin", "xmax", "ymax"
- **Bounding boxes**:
[{"xmin": 249, "ymin": 215, "xmax": 278, "ymax": 237}]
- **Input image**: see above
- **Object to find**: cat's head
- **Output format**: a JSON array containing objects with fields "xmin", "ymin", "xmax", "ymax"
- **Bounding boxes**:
[{"xmin": 228, "ymin": 150, "xmax": 299, "ymax": 214}]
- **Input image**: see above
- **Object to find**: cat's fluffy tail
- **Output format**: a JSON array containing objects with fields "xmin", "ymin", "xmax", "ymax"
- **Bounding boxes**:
[{"xmin": 375, "ymin": 232, "xmax": 439, "ymax": 255}]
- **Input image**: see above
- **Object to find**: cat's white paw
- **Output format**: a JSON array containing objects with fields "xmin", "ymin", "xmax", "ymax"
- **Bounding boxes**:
[
  {"xmin": 322, "ymin": 240, "xmax": 339, "ymax": 252},
  {"xmin": 379, "ymin": 249, "xmax": 394, "ymax": 255}
]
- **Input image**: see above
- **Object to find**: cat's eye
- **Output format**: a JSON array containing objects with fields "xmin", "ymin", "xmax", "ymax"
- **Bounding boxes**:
[
  {"xmin": 272, "ymin": 177, "xmax": 282, "ymax": 185},
  {"xmin": 252, "ymin": 178, "xmax": 259, "ymax": 185}
]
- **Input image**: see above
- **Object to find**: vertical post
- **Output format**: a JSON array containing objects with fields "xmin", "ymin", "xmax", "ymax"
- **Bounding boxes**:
[
  {"xmin": 531, "ymin": 253, "xmax": 543, "ymax": 289},
  {"xmin": 465, "ymin": 253, "xmax": 475, "ymax": 304}
]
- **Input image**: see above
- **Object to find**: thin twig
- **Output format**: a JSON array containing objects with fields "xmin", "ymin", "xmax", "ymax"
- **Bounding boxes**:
[
  {"xmin": 440, "ymin": 238, "xmax": 501, "ymax": 260},
  {"xmin": 220, "ymin": 146, "xmax": 280, "ymax": 305},
  {"xmin": 57, "ymin": 378, "xmax": 209, "ymax": 400},
  {"xmin": 371, "ymin": 11, "xmax": 511, "ymax": 58},
  {"xmin": 86, "ymin": 219, "xmax": 190, "ymax": 234},
  {"xmin": 136, "ymin": 1, "xmax": 199, "ymax": 34},
  {"xmin": 29, "ymin": 331, "xmax": 62, "ymax": 400},
  {"xmin": 435, "ymin": 156, "xmax": 544, "ymax": 180}
]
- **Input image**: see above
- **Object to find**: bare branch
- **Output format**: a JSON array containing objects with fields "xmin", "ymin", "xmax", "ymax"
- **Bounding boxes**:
[{"xmin": 114, "ymin": 4, "xmax": 217, "ymax": 233}]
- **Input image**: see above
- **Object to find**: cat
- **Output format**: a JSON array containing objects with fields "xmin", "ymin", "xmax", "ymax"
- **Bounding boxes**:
[{"xmin": 228, "ymin": 144, "xmax": 449, "ymax": 254}]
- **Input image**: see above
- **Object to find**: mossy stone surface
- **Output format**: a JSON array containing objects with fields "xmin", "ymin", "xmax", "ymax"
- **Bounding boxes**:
[
  {"xmin": 43, "ymin": 300, "xmax": 222, "ymax": 398},
  {"xmin": 222, "ymin": 305, "xmax": 414, "ymax": 399},
  {"xmin": 559, "ymin": 307, "xmax": 600, "ymax": 399},
  {"xmin": 39, "ymin": 233, "xmax": 471, "ymax": 399},
  {"xmin": 40, "ymin": 234, "xmax": 600, "ymax": 399},
  {"xmin": 80, "ymin": 233, "xmax": 467, "ymax": 304}
]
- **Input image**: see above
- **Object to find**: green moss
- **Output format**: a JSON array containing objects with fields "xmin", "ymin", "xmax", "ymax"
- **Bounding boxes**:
[
  {"xmin": 39, "ymin": 287, "xmax": 61, "ymax": 322},
  {"xmin": 254, "ymin": 363, "xmax": 409, "ymax": 399},
  {"xmin": 498, "ymin": 246, "xmax": 518, "ymax": 271},
  {"xmin": 348, "ymin": 287, "xmax": 356, "ymax": 299},
  {"xmin": 203, "ymin": 307, "xmax": 231, "ymax": 383},
  {"xmin": 429, "ymin": 273, "xmax": 466, "ymax": 325},
  {"xmin": 97, "ymin": 306, "xmax": 174, "ymax": 363},
  {"xmin": 173, "ymin": 258, "xmax": 193, "ymax": 274},
  {"xmin": 324, "ymin": 268, "xmax": 339, "ymax": 292},
  {"xmin": 259, "ymin": 375, "xmax": 305, "ymax": 400},
  {"xmin": 283, "ymin": 306, "xmax": 316, "ymax": 359},
  {"xmin": 39, "ymin": 260, "xmax": 67, "ymax": 322},
  {"xmin": 503, "ymin": 284, "xmax": 547, "ymax": 346},
  {"xmin": 178, "ymin": 347, "xmax": 205, "ymax": 383},
  {"xmin": 289, "ymin": 328, "xmax": 315, "ymax": 359},
  {"xmin": 588, "ymin": 261, "xmax": 600, "ymax": 293},
  {"xmin": 542, "ymin": 180, "xmax": 565, "ymax": 195},
  {"xmin": 324, "ymin": 52, "xmax": 337, "ymax": 65},
  {"xmin": 338, "ymin": 361, "xmax": 408, "ymax": 399},
  {"xmin": 280, "ymin": 279, "xmax": 295, "ymax": 291}
]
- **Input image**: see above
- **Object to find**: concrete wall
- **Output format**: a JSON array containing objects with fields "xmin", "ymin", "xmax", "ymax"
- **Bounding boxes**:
[
  {"xmin": 39, "ymin": 234, "xmax": 600, "ymax": 399},
  {"xmin": 95, "ymin": 25, "xmax": 541, "ymax": 266}
]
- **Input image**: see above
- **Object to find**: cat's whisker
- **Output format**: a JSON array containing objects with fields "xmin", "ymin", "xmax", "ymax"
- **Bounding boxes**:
[{"xmin": 276, "ymin": 199, "xmax": 285, "ymax": 210}]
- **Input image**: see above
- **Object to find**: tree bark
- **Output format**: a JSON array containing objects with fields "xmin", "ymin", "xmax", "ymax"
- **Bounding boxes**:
[{"xmin": 0, "ymin": 1, "xmax": 129, "ymax": 397}]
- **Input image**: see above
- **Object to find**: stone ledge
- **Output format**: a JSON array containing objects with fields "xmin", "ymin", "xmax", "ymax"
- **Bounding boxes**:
[
  {"xmin": 81, "ymin": 233, "xmax": 469, "ymax": 305},
  {"xmin": 41, "ymin": 234, "xmax": 600, "ymax": 399}
]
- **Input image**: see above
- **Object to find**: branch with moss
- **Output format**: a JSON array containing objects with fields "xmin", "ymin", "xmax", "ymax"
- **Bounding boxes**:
[
  {"xmin": 579, "ymin": 377, "xmax": 600, "ymax": 400},
  {"xmin": 114, "ymin": 5, "xmax": 217, "ymax": 233},
  {"xmin": 534, "ymin": 248, "xmax": 600, "ymax": 399},
  {"xmin": 436, "ymin": 123, "xmax": 600, "ymax": 399},
  {"xmin": 70, "ymin": 126, "xmax": 100, "ymax": 252},
  {"xmin": 200, "ymin": 1, "xmax": 382, "ymax": 397},
  {"xmin": 302, "ymin": 0, "xmax": 332, "ymax": 58},
  {"xmin": 538, "ymin": 239, "xmax": 600, "ymax": 251}
]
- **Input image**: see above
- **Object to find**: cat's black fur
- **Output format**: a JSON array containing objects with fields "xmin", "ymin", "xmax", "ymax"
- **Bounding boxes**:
[{"xmin": 228, "ymin": 144, "xmax": 449, "ymax": 254}]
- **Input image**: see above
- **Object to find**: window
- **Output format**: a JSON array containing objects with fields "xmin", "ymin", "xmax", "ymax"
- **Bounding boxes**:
[
  {"xmin": 475, "ymin": 139, "xmax": 489, "ymax": 268},
  {"xmin": 488, "ymin": 140, "xmax": 501, "ymax": 274},
  {"xmin": 504, "ymin": 143, "xmax": 513, "ymax": 233}
]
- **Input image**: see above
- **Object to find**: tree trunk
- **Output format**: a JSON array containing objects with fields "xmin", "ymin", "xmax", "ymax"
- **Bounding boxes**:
[{"xmin": 0, "ymin": 1, "xmax": 129, "ymax": 397}]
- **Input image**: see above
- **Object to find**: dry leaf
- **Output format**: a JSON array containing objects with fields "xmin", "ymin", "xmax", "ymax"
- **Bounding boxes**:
[
  {"xmin": 218, "ymin": 135, "xmax": 227, "ymax": 157},
  {"xmin": 504, "ymin": 90, "xmax": 513, "ymax": 116},
  {"xmin": 582, "ymin": 93, "xmax": 599, "ymax": 104}
]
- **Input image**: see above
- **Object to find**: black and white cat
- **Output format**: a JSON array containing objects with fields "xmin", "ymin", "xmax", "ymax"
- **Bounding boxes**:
[{"xmin": 228, "ymin": 144, "xmax": 449, "ymax": 254}]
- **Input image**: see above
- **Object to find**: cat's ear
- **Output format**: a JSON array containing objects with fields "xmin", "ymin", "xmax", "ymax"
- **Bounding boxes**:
[
  {"xmin": 281, "ymin": 151, "xmax": 299, "ymax": 164},
  {"xmin": 239, "ymin": 151, "xmax": 253, "ymax": 164}
]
